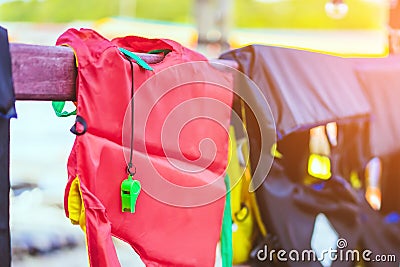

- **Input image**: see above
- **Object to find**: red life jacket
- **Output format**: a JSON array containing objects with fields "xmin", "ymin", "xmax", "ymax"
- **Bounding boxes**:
[{"xmin": 57, "ymin": 29, "xmax": 233, "ymax": 267}]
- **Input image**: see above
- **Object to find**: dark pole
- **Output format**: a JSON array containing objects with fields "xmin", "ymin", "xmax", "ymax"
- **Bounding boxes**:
[{"xmin": 0, "ymin": 26, "xmax": 17, "ymax": 267}]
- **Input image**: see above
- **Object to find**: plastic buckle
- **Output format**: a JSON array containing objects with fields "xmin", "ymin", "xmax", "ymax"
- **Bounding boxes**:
[{"xmin": 121, "ymin": 175, "xmax": 141, "ymax": 213}]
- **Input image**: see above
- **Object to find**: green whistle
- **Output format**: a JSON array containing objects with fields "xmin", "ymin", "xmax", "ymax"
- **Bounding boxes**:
[{"xmin": 121, "ymin": 175, "xmax": 141, "ymax": 213}]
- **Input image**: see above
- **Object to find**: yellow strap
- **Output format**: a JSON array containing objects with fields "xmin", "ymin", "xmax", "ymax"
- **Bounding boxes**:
[
  {"xmin": 244, "ymin": 167, "xmax": 267, "ymax": 237},
  {"xmin": 240, "ymin": 100, "xmax": 248, "ymax": 133},
  {"xmin": 67, "ymin": 177, "xmax": 87, "ymax": 232},
  {"xmin": 67, "ymin": 177, "xmax": 90, "ymax": 265},
  {"xmin": 227, "ymin": 126, "xmax": 243, "ymax": 213}
]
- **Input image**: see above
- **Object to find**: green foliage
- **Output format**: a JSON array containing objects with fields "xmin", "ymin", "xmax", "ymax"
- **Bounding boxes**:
[
  {"xmin": 0, "ymin": 0, "xmax": 387, "ymax": 29},
  {"xmin": 135, "ymin": 0, "xmax": 192, "ymax": 23},
  {"xmin": 0, "ymin": 0, "xmax": 191, "ymax": 22},
  {"xmin": 234, "ymin": 0, "xmax": 387, "ymax": 29},
  {"xmin": 0, "ymin": 0, "xmax": 118, "ymax": 22}
]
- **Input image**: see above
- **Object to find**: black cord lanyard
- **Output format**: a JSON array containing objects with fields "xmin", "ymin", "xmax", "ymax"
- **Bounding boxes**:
[
  {"xmin": 120, "ymin": 47, "xmax": 156, "ymax": 213},
  {"xmin": 127, "ymin": 58, "xmax": 136, "ymax": 176}
]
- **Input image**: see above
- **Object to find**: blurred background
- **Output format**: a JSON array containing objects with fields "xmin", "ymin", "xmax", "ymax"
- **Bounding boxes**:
[
  {"xmin": 1, "ymin": 0, "xmax": 398, "ymax": 266},
  {"xmin": 0, "ymin": 0, "xmax": 395, "ymax": 56}
]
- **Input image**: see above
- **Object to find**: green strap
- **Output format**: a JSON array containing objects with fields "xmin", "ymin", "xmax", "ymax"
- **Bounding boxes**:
[
  {"xmin": 52, "ymin": 101, "xmax": 77, "ymax": 117},
  {"xmin": 119, "ymin": 48, "xmax": 153, "ymax": 71},
  {"xmin": 221, "ymin": 175, "xmax": 233, "ymax": 267},
  {"xmin": 147, "ymin": 49, "xmax": 172, "ymax": 56}
]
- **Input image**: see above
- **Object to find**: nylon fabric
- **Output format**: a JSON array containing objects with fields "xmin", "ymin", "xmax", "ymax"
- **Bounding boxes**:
[
  {"xmin": 58, "ymin": 28, "xmax": 233, "ymax": 267},
  {"xmin": 220, "ymin": 45, "xmax": 371, "ymax": 139}
]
